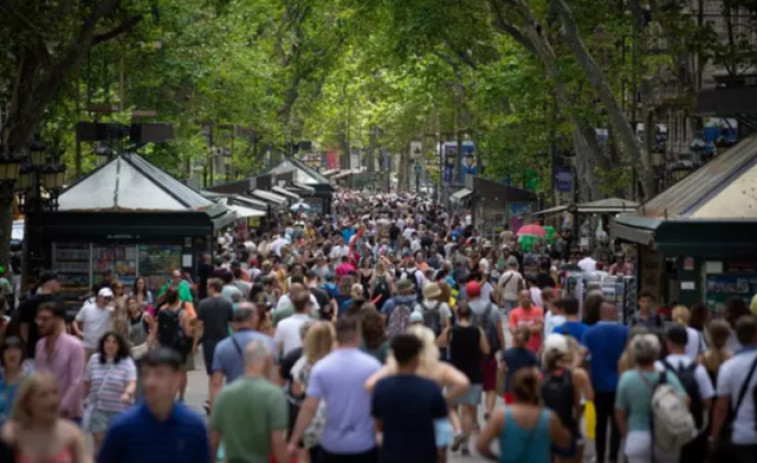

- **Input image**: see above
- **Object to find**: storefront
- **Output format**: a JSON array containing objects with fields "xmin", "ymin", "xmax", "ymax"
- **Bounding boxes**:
[
  {"xmin": 452, "ymin": 175, "xmax": 537, "ymax": 237},
  {"xmin": 614, "ymin": 135, "xmax": 757, "ymax": 314},
  {"xmin": 43, "ymin": 153, "xmax": 234, "ymax": 309}
]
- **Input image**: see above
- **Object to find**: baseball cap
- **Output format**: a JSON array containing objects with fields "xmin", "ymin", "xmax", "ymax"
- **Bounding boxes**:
[
  {"xmin": 543, "ymin": 334, "xmax": 569, "ymax": 354},
  {"xmin": 98, "ymin": 287, "xmax": 114, "ymax": 298},
  {"xmin": 465, "ymin": 281, "xmax": 481, "ymax": 298}
]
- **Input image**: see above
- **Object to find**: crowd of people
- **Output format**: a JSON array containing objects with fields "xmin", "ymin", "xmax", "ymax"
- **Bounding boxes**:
[{"xmin": 0, "ymin": 190, "xmax": 754, "ymax": 463}]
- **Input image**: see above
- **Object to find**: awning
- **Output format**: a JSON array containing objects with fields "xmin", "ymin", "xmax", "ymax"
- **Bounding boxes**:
[
  {"xmin": 271, "ymin": 185, "xmax": 301, "ymax": 200},
  {"xmin": 321, "ymin": 169, "xmax": 341, "ymax": 178},
  {"xmin": 450, "ymin": 188, "xmax": 474, "ymax": 201},
  {"xmin": 234, "ymin": 195, "xmax": 268, "ymax": 209},
  {"xmin": 226, "ymin": 204, "xmax": 266, "ymax": 218},
  {"xmin": 533, "ymin": 205, "xmax": 568, "ymax": 216},
  {"xmin": 250, "ymin": 189, "xmax": 288, "ymax": 205},
  {"xmin": 290, "ymin": 182, "xmax": 315, "ymax": 194}
]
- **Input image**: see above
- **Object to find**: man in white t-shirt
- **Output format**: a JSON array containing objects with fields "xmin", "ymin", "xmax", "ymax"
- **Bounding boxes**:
[
  {"xmin": 711, "ymin": 316, "xmax": 757, "ymax": 463},
  {"xmin": 73, "ymin": 287, "xmax": 115, "ymax": 358},
  {"xmin": 271, "ymin": 233, "xmax": 288, "ymax": 257},
  {"xmin": 273, "ymin": 289, "xmax": 313, "ymax": 357},
  {"xmin": 577, "ymin": 251, "xmax": 597, "ymax": 274},
  {"xmin": 655, "ymin": 325, "xmax": 715, "ymax": 462}
]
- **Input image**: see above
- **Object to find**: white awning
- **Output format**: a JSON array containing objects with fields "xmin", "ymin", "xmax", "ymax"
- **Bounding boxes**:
[
  {"xmin": 250, "ymin": 189, "xmax": 288, "ymax": 205},
  {"xmin": 450, "ymin": 188, "xmax": 473, "ymax": 201},
  {"xmin": 291, "ymin": 182, "xmax": 315, "ymax": 194},
  {"xmin": 227, "ymin": 204, "xmax": 266, "ymax": 218},
  {"xmin": 272, "ymin": 185, "xmax": 301, "ymax": 200}
]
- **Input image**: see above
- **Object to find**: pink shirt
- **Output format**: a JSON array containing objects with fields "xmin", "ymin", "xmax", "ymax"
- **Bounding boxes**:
[
  {"xmin": 509, "ymin": 306, "xmax": 545, "ymax": 353},
  {"xmin": 35, "ymin": 333, "xmax": 86, "ymax": 418}
]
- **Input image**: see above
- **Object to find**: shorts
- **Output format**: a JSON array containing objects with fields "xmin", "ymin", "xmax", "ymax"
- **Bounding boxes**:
[
  {"xmin": 434, "ymin": 418, "xmax": 453, "ymax": 448},
  {"xmin": 552, "ymin": 429, "xmax": 581, "ymax": 458},
  {"xmin": 202, "ymin": 340, "xmax": 219, "ymax": 376},
  {"xmin": 456, "ymin": 383, "xmax": 483, "ymax": 405},
  {"xmin": 480, "ymin": 357, "xmax": 497, "ymax": 391},
  {"xmin": 90, "ymin": 408, "xmax": 121, "ymax": 433}
]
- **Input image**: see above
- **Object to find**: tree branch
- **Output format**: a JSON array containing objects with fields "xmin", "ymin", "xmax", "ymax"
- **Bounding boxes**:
[
  {"xmin": 93, "ymin": 14, "xmax": 144, "ymax": 45},
  {"xmin": 488, "ymin": 0, "xmax": 537, "ymax": 55}
]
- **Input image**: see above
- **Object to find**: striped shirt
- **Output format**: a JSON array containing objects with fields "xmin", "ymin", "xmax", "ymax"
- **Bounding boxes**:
[{"xmin": 84, "ymin": 355, "xmax": 137, "ymax": 412}]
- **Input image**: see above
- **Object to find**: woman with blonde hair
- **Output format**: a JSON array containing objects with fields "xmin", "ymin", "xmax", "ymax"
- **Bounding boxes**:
[
  {"xmin": 1, "ymin": 371, "xmax": 90, "ymax": 463},
  {"xmin": 671, "ymin": 305, "xmax": 705, "ymax": 360},
  {"xmin": 366, "ymin": 325, "xmax": 469, "ymax": 461},
  {"xmin": 290, "ymin": 321, "xmax": 335, "ymax": 461},
  {"xmin": 618, "ymin": 326, "xmax": 650, "ymax": 374},
  {"xmin": 698, "ymin": 319, "xmax": 733, "ymax": 384}
]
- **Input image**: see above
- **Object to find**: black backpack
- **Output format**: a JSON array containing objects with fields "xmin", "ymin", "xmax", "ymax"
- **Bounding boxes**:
[
  {"xmin": 470, "ymin": 303, "xmax": 501, "ymax": 353},
  {"xmin": 662, "ymin": 359, "xmax": 703, "ymax": 428},
  {"xmin": 541, "ymin": 369, "xmax": 575, "ymax": 431},
  {"xmin": 157, "ymin": 305, "xmax": 192, "ymax": 355},
  {"xmin": 372, "ymin": 277, "xmax": 391, "ymax": 310},
  {"xmin": 421, "ymin": 301, "xmax": 443, "ymax": 337}
]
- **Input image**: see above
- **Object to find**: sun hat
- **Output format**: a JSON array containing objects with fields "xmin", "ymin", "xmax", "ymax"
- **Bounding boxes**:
[{"xmin": 423, "ymin": 282, "xmax": 442, "ymax": 300}]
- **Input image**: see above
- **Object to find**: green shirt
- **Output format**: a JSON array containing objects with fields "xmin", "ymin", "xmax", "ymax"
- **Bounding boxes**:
[
  {"xmin": 158, "ymin": 280, "xmax": 193, "ymax": 303},
  {"xmin": 615, "ymin": 369, "xmax": 686, "ymax": 432},
  {"xmin": 211, "ymin": 376, "xmax": 287, "ymax": 463}
]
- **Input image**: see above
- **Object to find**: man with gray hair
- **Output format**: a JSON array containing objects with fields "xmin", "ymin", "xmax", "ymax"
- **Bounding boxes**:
[
  {"xmin": 210, "ymin": 340, "xmax": 288, "ymax": 463},
  {"xmin": 209, "ymin": 303, "xmax": 276, "ymax": 410}
]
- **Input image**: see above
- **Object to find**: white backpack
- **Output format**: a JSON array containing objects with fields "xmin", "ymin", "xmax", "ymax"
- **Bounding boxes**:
[{"xmin": 645, "ymin": 371, "xmax": 697, "ymax": 453}]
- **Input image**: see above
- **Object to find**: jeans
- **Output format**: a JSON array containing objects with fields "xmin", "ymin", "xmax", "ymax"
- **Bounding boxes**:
[{"xmin": 595, "ymin": 391, "xmax": 621, "ymax": 463}]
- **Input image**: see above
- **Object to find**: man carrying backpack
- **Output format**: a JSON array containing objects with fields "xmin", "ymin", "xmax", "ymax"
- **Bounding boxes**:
[
  {"xmin": 381, "ymin": 279, "xmax": 417, "ymax": 338},
  {"xmin": 467, "ymin": 281, "xmax": 505, "ymax": 421},
  {"xmin": 413, "ymin": 283, "xmax": 452, "ymax": 338},
  {"xmin": 401, "ymin": 251, "xmax": 425, "ymax": 303},
  {"xmin": 654, "ymin": 325, "xmax": 714, "ymax": 463}
]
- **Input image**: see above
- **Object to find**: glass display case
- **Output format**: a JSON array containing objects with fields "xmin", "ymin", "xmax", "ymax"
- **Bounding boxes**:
[
  {"xmin": 138, "ymin": 245, "xmax": 181, "ymax": 292},
  {"xmin": 93, "ymin": 245, "xmax": 138, "ymax": 287},
  {"xmin": 52, "ymin": 243, "xmax": 92, "ymax": 310}
]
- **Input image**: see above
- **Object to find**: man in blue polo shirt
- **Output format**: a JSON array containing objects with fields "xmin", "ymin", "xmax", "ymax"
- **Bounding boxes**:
[
  {"xmin": 97, "ymin": 348, "xmax": 210, "ymax": 463},
  {"xmin": 583, "ymin": 302, "xmax": 628, "ymax": 463}
]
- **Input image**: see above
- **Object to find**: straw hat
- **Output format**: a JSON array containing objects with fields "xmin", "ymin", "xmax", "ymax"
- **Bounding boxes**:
[{"xmin": 423, "ymin": 282, "xmax": 442, "ymax": 300}]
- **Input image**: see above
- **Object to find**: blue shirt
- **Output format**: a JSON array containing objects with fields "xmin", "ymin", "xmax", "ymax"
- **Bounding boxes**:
[
  {"xmin": 554, "ymin": 321, "xmax": 589, "ymax": 345},
  {"xmin": 212, "ymin": 330, "xmax": 276, "ymax": 382},
  {"xmin": 97, "ymin": 402, "xmax": 209, "ymax": 463},
  {"xmin": 0, "ymin": 371, "xmax": 23, "ymax": 424},
  {"xmin": 582, "ymin": 321, "xmax": 629, "ymax": 392},
  {"xmin": 380, "ymin": 295, "xmax": 417, "ymax": 318},
  {"xmin": 503, "ymin": 347, "xmax": 538, "ymax": 392},
  {"xmin": 307, "ymin": 348, "xmax": 381, "ymax": 454}
]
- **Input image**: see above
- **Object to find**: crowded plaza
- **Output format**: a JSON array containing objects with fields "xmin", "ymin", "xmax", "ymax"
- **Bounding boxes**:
[{"xmin": 0, "ymin": 189, "xmax": 755, "ymax": 463}]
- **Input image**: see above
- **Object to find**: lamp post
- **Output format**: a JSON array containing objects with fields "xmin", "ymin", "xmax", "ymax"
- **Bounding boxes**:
[{"xmin": 15, "ymin": 140, "xmax": 67, "ymax": 289}]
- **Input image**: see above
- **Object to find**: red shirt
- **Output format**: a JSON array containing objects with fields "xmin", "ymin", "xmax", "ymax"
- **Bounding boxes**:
[
  {"xmin": 509, "ymin": 306, "xmax": 545, "ymax": 353},
  {"xmin": 336, "ymin": 262, "xmax": 356, "ymax": 280}
]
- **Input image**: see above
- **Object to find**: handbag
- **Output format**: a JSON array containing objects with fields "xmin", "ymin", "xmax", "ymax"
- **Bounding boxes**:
[
  {"xmin": 82, "ymin": 364, "xmax": 116, "ymax": 432},
  {"xmin": 130, "ymin": 342, "xmax": 149, "ymax": 359}
]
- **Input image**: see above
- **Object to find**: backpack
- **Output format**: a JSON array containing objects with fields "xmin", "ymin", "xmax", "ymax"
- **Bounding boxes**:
[
  {"xmin": 644, "ymin": 371, "xmax": 697, "ymax": 453},
  {"xmin": 662, "ymin": 359, "xmax": 704, "ymax": 429},
  {"xmin": 421, "ymin": 301, "xmax": 443, "ymax": 337},
  {"xmin": 402, "ymin": 268, "xmax": 422, "ymax": 301},
  {"xmin": 387, "ymin": 302, "xmax": 411, "ymax": 338},
  {"xmin": 541, "ymin": 369, "xmax": 575, "ymax": 432},
  {"xmin": 470, "ymin": 303, "xmax": 501, "ymax": 353},
  {"xmin": 371, "ymin": 277, "xmax": 391, "ymax": 309},
  {"xmin": 157, "ymin": 305, "xmax": 192, "ymax": 355}
]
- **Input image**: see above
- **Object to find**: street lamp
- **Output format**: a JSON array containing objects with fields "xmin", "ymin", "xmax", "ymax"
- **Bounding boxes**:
[{"xmin": 0, "ymin": 152, "xmax": 24, "ymax": 182}]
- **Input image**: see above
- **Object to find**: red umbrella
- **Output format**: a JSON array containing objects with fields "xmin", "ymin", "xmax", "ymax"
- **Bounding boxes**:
[{"xmin": 517, "ymin": 224, "xmax": 547, "ymax": 237}]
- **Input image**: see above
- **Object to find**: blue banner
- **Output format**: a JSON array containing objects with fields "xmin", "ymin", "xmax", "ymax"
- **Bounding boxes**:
[{"xmin": 554, "ymin": 167, "xmax": 573, "ymax": 193}]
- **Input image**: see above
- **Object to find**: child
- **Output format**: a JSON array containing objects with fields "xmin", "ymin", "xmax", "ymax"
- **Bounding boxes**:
[{"xmin": 502, "ymin": 325, "xmax": 539, "ymax": 404}]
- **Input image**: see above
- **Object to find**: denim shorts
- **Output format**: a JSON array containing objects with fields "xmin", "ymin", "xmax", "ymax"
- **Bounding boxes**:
[
  {"xmin": 435, "ymin": 418, "xmax": 453, "ymax": 448},
  {"xmin": 455, "ymin": 383, "xmax": 483, "ymax": 405}
]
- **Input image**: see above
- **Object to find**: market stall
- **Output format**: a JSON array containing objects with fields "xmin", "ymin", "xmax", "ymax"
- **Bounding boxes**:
[{"xmin": 42, "ymin": 153, "xmax": 234, "ymax": 309}]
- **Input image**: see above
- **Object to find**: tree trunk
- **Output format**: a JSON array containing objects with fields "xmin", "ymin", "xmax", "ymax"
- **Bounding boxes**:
[{"xmin": 552, "ymin": 0, "xmax": 656, "ymax": 199}]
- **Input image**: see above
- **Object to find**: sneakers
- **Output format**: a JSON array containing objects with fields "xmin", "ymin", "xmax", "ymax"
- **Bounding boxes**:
[
  {"xmin": 451, "ymin": 433, "xmax": 466, "ymax": 452},
  {"xmin": 461, "ymin": 448, "xmax": 471, "ymax": 457}
]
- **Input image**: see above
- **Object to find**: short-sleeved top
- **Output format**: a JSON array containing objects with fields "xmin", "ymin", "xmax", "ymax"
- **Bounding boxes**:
[
  {"xmin": 19, "ymin": 293, "xmax": 65, "ymax": 357},
  {"xmin": 582, "ymin": 322, "xmax": 629, "ymax": 392},
  {"xmin": 211, "ymin": 376, "xmax": 287, "ymax": 463},
  {"xmin": 509, "ymin": 307, "xmax": 544, "ymax": 353},
  {"xmin": 212, "ymin": 330, "xmax": 276, "ymax": 383},
  {"xmin": 307, "ymin": 348, "xmax": 381, "ymax": 454},
  {"xmin": 654, "ymin": 354, "xmax": 714, "ymax": 401},
  {"xmin": 197, "ymin": 296, "xmax": 233, "ymax": 343},
  {"xmin": 97, "ymin": 402, "xmax": 210, "ymax": 463},
  {"xmin": 413, "ymin": 301, "xmax": 452, "ymax": 320},
  {"xmin": 75, "ymin": 302, "xmax": 114, "ymax": 349},
  {"xmin": 273, "ymin": 313, "xmax": 311, "ymax": 357},
  {"xmin": 85, "ymin": 356, "xmax": 137, "ymax": 412},
  {"xmin": 503, "ymin": 347, "xmax": 538, "ymax": 393},
  {"xmin": 469, "ymin": 299, "xmax": 502, "ymax": 333},
  {"xmin": 372, "ymin": 375, "xmax": 447, "ymax": 463},
  {"xmin": 554, "ymin": 321, "xmax": 589, "ymax": 345},
  {"xmin": 0, "ymin": 371, "xmax": 24, "ymax": 424},
  {"xmin": 716, "ymin": 347, "xmax": 757, "ymax": 445},
  {"xmin": 615, "ymin": 369, "xmax": 686, "ymax": 432}
]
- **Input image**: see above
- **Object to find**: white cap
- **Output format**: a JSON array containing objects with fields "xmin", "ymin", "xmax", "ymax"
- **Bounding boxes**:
[
  {"xmin": 543, "ymin": 334, "xmax": 569, "ymax": 354},
  {"xmin": 98, "ymin": 287, "xmax": 114, "ymax": 298}
]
